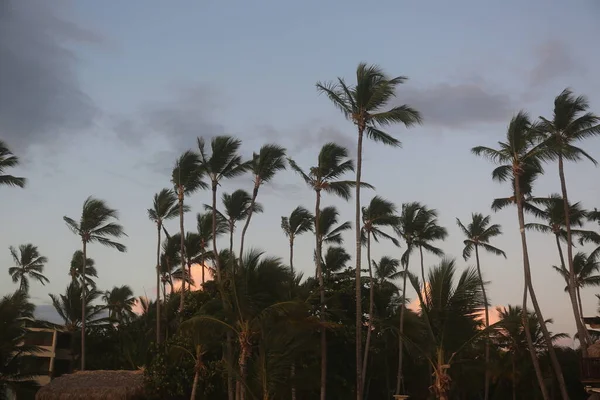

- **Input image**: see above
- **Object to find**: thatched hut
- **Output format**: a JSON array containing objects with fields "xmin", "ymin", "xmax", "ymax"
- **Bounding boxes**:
[{"xmin": 35, "ymin": 370, "xmax": 145, "ymax": 400}]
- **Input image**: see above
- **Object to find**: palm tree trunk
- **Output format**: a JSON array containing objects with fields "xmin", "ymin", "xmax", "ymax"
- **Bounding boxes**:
[
  {"xmin": 577, "ymin": 287, "xmax": 585, "ymax": 321},
  {"xmin": 514, "ymin": 172, "xmax": 568, "ymax": 400},
  {"xmin": 239, "ymin": 183, "xmax": 259, "ymax": 265},
  {"xmin": 190, "ymin": 345, "xmax": 202, "ymax": 400},
  {"xmin": 212, "ymin": 182, "xmax": 234, "ymax": 400},
  {"xmin": 419, "ymin": 245, "xmax": 426, "ymax": 286},
  {"xmin": 289, "ymin": 238, "xmax": 294, "ymax": 277},
  {"xmin": 315, "ymin": 189, "xmax": 327, "ymax": 400},
  {"xmin": 396, "ymin": 253, "xmax": 410, "ymax": 395},
  {"xmin": 558, "ymin": 154, "xmax": 591, "ymax": 354},
  {"xmin": 178, "ymin": 188, "xmax": 186, "ymax": 314},
  {"xmin": 361, "ymin": 231, "xmax": 374, "ymax": 390},
  {"xmin": 355, "ymin": 126, "xmax": 364, "ymax": 400},
  {"xmin": 81, "ymin": 240, "xmax": 87, "ymax": 371},
  {"xmin": 475, "ymin": 245, "xmax": 490, "ymax": 400},
  {"xmin": 289, "ymin": 236, "xmax": 297, "ymax": 400},
  {"xmin": 511, "ymin": 353, "xmax": 516, "ymax": 400},
  {"xmin": 238, "ymin": 336, "xmax": 251, "ymax": 400},
  {"xmin": 522, "ymin": 281, "xmax": 549, "ymax": 400},
  {"xmin": 156, "ymin": 224, "xmax": 162, "ymax": 344},
  {"xmin": 229, "ymin": 221, "xmax": 234, "ymax": 273}
]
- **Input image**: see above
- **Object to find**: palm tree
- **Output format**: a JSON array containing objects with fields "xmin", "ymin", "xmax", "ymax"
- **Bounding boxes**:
[
  {"xmin": 183, "ymin": 232, "xmax": 203, "ymax": 290},
  {"xmin": 69, "ymin": 250, "xmax": 97, "ymax": 288},
  {"xmin": 288, "ymin": 142, "xmax": 365, "ymax": 400},
  {"xmin": 0, "ymin": 140, "xmax": 26, "ymax": 188},
  {"xmin": 63, "ymin": 196, "xmax": 127, "ymax": 371},
  {"xmin": 317, "ymin": 206, "xmax": 352, "ymax": 250},
  {"xmin": 393, "ymin": 201, "xmax": 435, "ymax": 394},
  {"xmin": 320, "ymin": 246, "xmax": 352, "ymax": 281},
  {"xmin": 552, "ymin": 252, "xmax": 600, "ymax": 319},
  {"xmin": 407, "ymin": 259, "xmax": 485, "ymax": 400},
  {"xmin": 208, "ymin": 189, "xmax": 263, "ymax": 273},
  {"xmin": 373, "ymin": 256, "xmax": 402, "ymax": 288},
  {"xmin": 8, "ymin": 244, "xmax": 49, "ymax": 293},
  {"xmin": 456, "ymin": 213, "xmax": 506, "ymax": 400},
  {"xmin": 317, "ymin": 64, "xmax": 422, "ymax": 399},
  {"xmin": 197, "ymin": 135, "xmax": 248, "ymax": 400},
  {"xmin": 539, "ymin": 89, "xmax": 600, "ymax": 353},
  {"xmin": 413, "ymin": 206, "xmax": 447, "ymax": 285},
  {"xmin": 239, "ymin": 144, "xmax": 287, "ymax": 261},
  {"xmin": 0, "ymin": 290, "xmax": 36, "ymax": 394},
  {"xmin": 102, "ymin": 285, "xmax": 136, "ymax": 325},
  {"xmin": 581, "ymin": 209, "xmax": 600, "ymax": 260},
  {"xmin": 281, "ymin": 206, "xmax": 314, "ymax": 277},
  {"xmin": 360, "ymin": 196, "xmax": 400, "ymax": 388},
  {"xmin": 172, "ymin": 151, "xmax": 206, "ymax": 314},
  {"xmin": 147, "ymin": 188, "xmax": 180, "ymax": 343},
  {"xmin": 197, "ymin": 211, "xmax": 228, "ymax": 285},
  {"xmin": 472, "ymin": 111, "xmax": 569, "ymax": 400}
]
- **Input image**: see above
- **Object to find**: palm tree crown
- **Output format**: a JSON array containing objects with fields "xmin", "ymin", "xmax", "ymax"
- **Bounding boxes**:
[
  {"xmin": 8, "ymin": 244, "xmax": 49, "ymax": 293},
  {"xmin": 361, "ymin": 196, "xmax": 400, "ymax": 246},
  {"xmin": 0, "ymin": 140, "xmax": 26, "ymax": 188},
  {"xmin": 456, "ymin": 213, "xmax": 506, "ymax": 261},
  {"xmin": 318, "ymin": 206, "xmax": 351, "ymax": 245},
  {"xmin": 524, "ymin": 194, "xmax": 590, "ymax": 239},
  {"xmin": 102, "ymin": 285, "xmax": 136, "ymax": 324},
  {"xmin": 69, "ymin": 250, "xmax": 97, "ymax": 288},
  {"xmin": 281, "ymin": 206, "xmax": 314, "ymax": 241},
  {"xmin": 147, "ymin": 188, "xmax": 180, "ymax": 228},
  {"xmin": 197, "ymin": 136, "xmax": 250, "ymax": 188}
]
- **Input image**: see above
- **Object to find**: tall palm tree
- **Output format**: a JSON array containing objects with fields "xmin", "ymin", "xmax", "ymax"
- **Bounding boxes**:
[
  {"xmin": 320, "ymin": 246, "xmax": 352, "ymax": 281},
  {"xmin": 539, "ymin": 88, "xmax": 600, "ymax": 353},
  {"xmin": 373, "ymin": 256, "xmax": 401, "ymax": 288},
  {"xmin": 413, "ymin": 206, "xmax": 447, "ymax": 285},
  {"xmin": 197, "ymin": 135, "xmax": 248, "ymax": 400},
  {"xmin": 317, "ymin": 64, "xmax": 422, "ymax": 399},
  {"xmin": 102, "ymin": 285, "xmax": 136, "ymax": 325},
  {"xmin": 317, "ymin": 206, "xmax": 352, "ymax": 249},
  {"xmin": 281, "ymin": 206, "xmax": 314, "ymax": 277},
  {"xmin": 456, "ymin": 213, "xmax": 506, "ymax": 400},
  {"xmin": 183, "ymin": 232, "xmax": 203, "ymax": 290},
  {"xmin": 239, "ymin": 144, "xmax": 287, "ymax": 261},
  {"xmin": 0, "ymin": 140, "xmax": 26, "ymax": 188},
  {"xmin": 69, "ymin": 250, "xmax": 97, "ymax": 288},
  {"xmin": 197, "ymin": 211, "xmax": 228, "ymax": 285},
  {"xmin": 360, "ymin": 196, "xmax": 400, "ymax": 388},
  {"xmin": 63, "ymin": 196, "xmax": 127, "ymax": 371},
  {"xmin": 147, "ymin": 188, "xmax": 180, "ymax": 343},
  {"xmin": 393, "ymin": 201, "xmax": 436, "ymax": 394},
  {"xmin": 288, "ymin": 142, "xmax": 365, "ymax": 400},
  {"xmin": 208, "ymin": 189, "xmax": 263, "ymax": 273},
  {"xmin": 552, "ymin": 252, "xmax": 600, "ymax": 319},
  {"xmin": 172, "ymin": 151, "xmax": 206, "ymax": 314},
  {"xmin": 472, "ymin": 111, "xmax": 569, "ymax": 400},
  {"xmin": 8, "ymin": 244, "xmax": 48, "ymax": 293}
]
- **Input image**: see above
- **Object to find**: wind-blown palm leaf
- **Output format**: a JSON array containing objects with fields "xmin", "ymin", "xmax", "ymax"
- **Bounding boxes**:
[
  {"xmin": 69, "ymin": 250, "xmax": 97, "ymax": 288},
  {"xmin": 0, "ymin": 140, "xmax": 26, "ymax": 188},
  {"xmin": 7, "ymin": 244, "xmax": 49, "ymax": 293}
]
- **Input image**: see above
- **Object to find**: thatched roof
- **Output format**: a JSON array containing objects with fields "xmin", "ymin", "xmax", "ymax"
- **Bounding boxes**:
[{"xmin": 35, "ymin": 370, "xmax": 145, "ymax": 400}]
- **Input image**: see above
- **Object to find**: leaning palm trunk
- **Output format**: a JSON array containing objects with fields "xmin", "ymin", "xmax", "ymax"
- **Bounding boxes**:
[
  {"xmin": 178, "ymin": 188, "xmax": 186, "ymax": 314},
  {"xmin": 211, "ymin": 183, "xmax": 234, "ymax": 400},
  {"xmin": 190, "ymin": 345, "xmax": 202, "ymax": 400},
  {"xmin": 514, "ymin": 172, "xmax": 568, "ymax": 400},
  {"xmin": 558, "ymin": 155, "xmax": 591, "ymax": 353},
  {"xmin": 361, "ymin": 231, "xmax": 374, "ymax": 390},
  {"xmin": 432, "ymin": 350, "xmax": 451, "ymax": 400},
  {"xmin": 238, "ymin": 331, "xmax": 251, "ymax": 400},
  {"xmin": 156, "ymin": 225, "xmax": 162, "ymax": 344},
  {"xmin": 315, "ymin": 190, "xmax": 327, "ymax": 400},
  {"xmin": 419, "ymin": 246, "xmax": 426, "ymax": 287},
  {"xmin": 395, "ymin": 254, "xmax": 410, "ymax": 395},
  {"xmin": 289, "ymin": 235, "xmax": 297, "ymax": 400},
  {"xmin": 474, "ymin": 246, "xmax": 490, "ymax": 400},
  {"xmin": 522, "ymin": 281, "xmax": 549, "ymax": 399},
  {"xmin": 355, "ymin": 126, "xmax": 364, "ymax": 400},
  {"xmin": 239, "ymin": 183, "xmax": 259, "ymax": 266},
  {"xmin": 81, "ymin": 241, "xmax": 87, "ymax": 370}
]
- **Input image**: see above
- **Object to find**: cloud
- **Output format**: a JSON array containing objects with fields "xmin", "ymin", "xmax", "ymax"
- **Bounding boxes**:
[
  {"xmin": 529, "ymin": 40, "xmax": 583, "ymax": 88},
  {"xmin": 0, "ymin": 0, "xmax": 101, "ymax": 153},
  {"xmin": 395, "ymin": 83, "xmax": 514, "ymax": 129}
]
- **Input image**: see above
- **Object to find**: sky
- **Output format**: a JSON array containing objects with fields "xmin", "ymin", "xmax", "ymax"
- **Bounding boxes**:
[{"xmin": 1, "ymin": 0, "xmax": 599, "ymax": 338}]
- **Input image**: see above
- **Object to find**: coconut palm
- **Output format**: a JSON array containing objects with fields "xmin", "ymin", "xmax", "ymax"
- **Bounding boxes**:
[
  {"xmin": 239, "ymin": 144, "xmax": 287, "ymax": 261},
  {"xmin": 317, "ymin": 206, "xmax": 352, "ymax": 248},
  {"xmin": 207, "ymin": 189, "xmax": 263, "ymax": 274},
  {"xmin": 0, "ymin": 140, "xmax": 26, "ymax": 188},
  {"xmin": 581, "ymin": 209, "xmax": 600, "ymax": 260},
  {"xmin": 373, "ymin": 256, "xmax": 401, "ymax": 288},
  {"xmin": 183, "ymin": 232, "xmax": 203, "ymax": 289},
  {"xmin": 413, "ymin": 206, "xmax": 447, "ymax": 285},
  {"xmin": 456, "ymin": 213, "xmax": 506, "ymax": 400},
  {"xmin": 281, "ymin": 206, "xmax": 314, "ymax": 277},
  {"xmin": 63, "ymin": 196, "xmax": 127, "ymax": 371},
  {"xmin": 317, "ymin": 64, "xmax": 422, "ymax": 399},
  {"xmin": 539, "ymin": 89, "xmax": 600, "ymax": 353},
  {"xmin": 147, "ymin": 188, "xmax": 180, "ymax": 343},
  {"xmin": 197, "ymin": 211, "xmax": 228, "ymax": 285},
  {"xmin": 68, "ymin": 250, "xmax": 97, "ymax": 288},
  {"xmin": 8, "ymin": 244, "xmax": 49, "ymax": 293},
  {"xmin": 406, "ymin": 259, "xmax": 485, "ymax": 400},
  {"xmin": 102, "ymin": 285, "xmax": 136, "ymax": 325},
  {"xmin": 172, "ymin": 151, "xmax": 206, "ymax": 314},
  {"xmin": 197, "ymin": 135, "xmax": 249, "ymax": 400},
  {"xmin": 320, "ymin": 246, "xmax": 352, "ymax": 281},
  {"xmin": 360, "ymin": 196, "xmax": 400, "ymax": 388},
  {"xmin": 552, "ymin": 252, "xmax": 600, "ymax": 319},
  {"xmin": 288, "ymin": 142, "xmax": 366, "ymax": 400},
  {"xmin": 0, "ymin": 290, "xmax": 36, "ymax": 394},
  {"xmin": 472, "ymin": 111, "xmax": 568, "ymax": 400}
]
